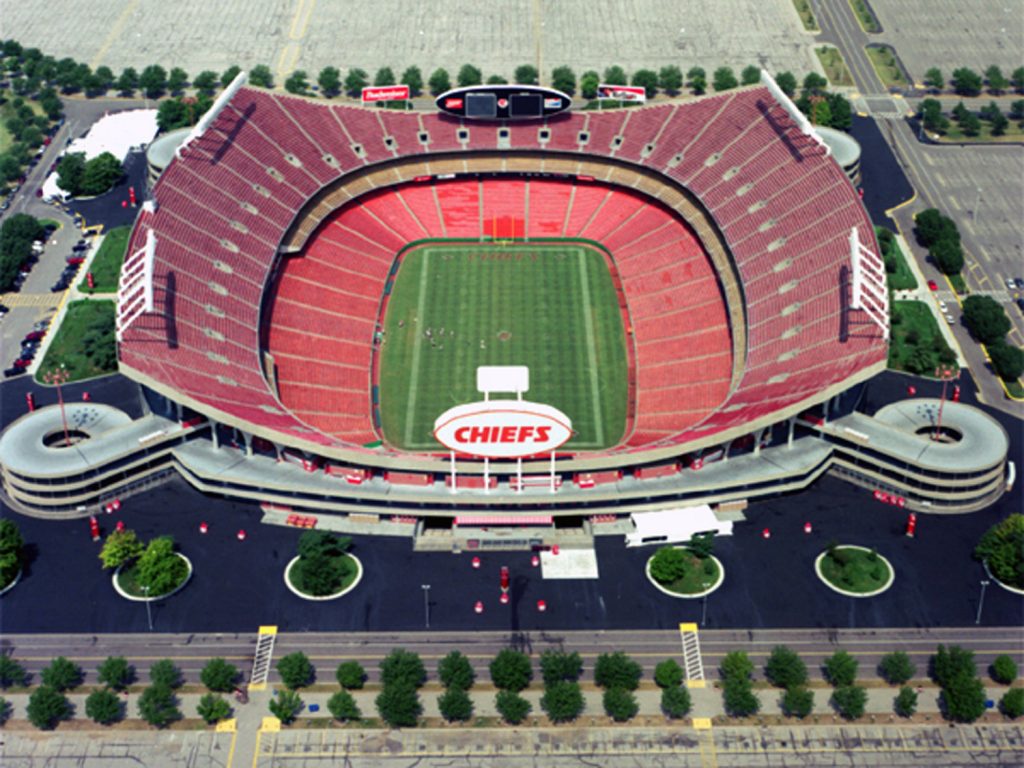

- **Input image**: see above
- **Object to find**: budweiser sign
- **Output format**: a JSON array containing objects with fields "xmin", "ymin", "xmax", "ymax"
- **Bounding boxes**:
[
  {"xmin": 596, "ymin": 84, "xmax": 646, "ymax": 103},
  {"xmin": 434, "ymin": 401, "xmax": 573, "ymax": 459},
  {"xmin": 361, "ymin": 85, "xmax": 411, "ymax": 103}
]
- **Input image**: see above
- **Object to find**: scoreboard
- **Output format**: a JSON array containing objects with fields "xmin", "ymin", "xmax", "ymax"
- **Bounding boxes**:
[{"xmin": 436, "ymin": 85, "xmax": 572, "ymax": 120}]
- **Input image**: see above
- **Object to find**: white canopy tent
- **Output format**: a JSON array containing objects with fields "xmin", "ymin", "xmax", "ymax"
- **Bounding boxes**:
[{"xmin": 625, "ymin": 505, "xmax": 733, "ymax": 548}]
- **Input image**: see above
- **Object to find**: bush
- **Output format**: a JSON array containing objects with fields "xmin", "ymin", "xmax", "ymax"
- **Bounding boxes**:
[
  {"xmin": 895, "ymin": 686, "xmax": 918, "ymax": 717},
  {"xmin": 540, "ymin": 651, "xmax": 582, "ymax": 685},
  {"xmin": 138, "ymin": 684, "xmax": 180, "ymax": 727},
  {"xmin": 135, "ymin": 536, "xmax": 187, "ymax": 596},
  {"xmin": 489, "ymin": 649, "xmax": 532, "ymax": 692},
  {"xmin": 650, "ymin": 546, "xmax": 687, "ymax": 583},
  {"xmin": 765, "ymin": 646, "xmax": 808, "ymax": 689},
  {"xmin": 292, "ymin": 531, "xmax": 353, "ymax": 596},
  {"xmin": 380, "ymin": 649, "xmax": 426, "ymax": 688},
  {"xmin": 832, "ymin": 685, "xmax": 867, "ymax": 720},
  {"xmin": 723, "ymin": 678, "xmax": 760, "ymax": 717},
  {"xmin": 85, "ymin": 688, "xmax": 122, "ymax": 724},
  {"xmin": 541, "ymin": 680, "xmax": 585, "ymax": 723},
  {"xmin": 201, "ymin": 658, "xmax": 240, "ymax": 692},
  {"xmin": 41, "ymin": 657, "xmax": 83, "ymax": 692},
  {"xmin": 457, "ymin": 64, "xmax": 482, "ymax": 88},
  {"xmin": 879, "ymin": 652, "xmax": 916, "ymax": 685},
  {"xmin": 989, "ymin": 342, "xmax": 1024, "ymax": 382},
  {"xmin": 974, "ymin": 515, "xmax": 1024, "ymax": 589},
  {"xmin": 941, "ymin": 674, "xmax": 986, "ymax": 722},
  {"xmin": 991, "ymin": 655, "xmax": 1018, "ymax": 685},
  {"xmin": 277, "ymin": 652, "xmax": 314, "ymax": 690},
  {"xmin": 0, "ymin": 697, "xmax": 9, "ymax": 725},
  {"xmin": 149, "ymin": 659, "xmax": 182, "ymax": 689},
  {"xmin": 781, "ymin": 686, "xmax": 814, "ymax": 719},
  {"xmin": 27, "ymin": 685, "xmax": 70, "ymax": 729},
  {"xmin": 660, "ymin": 685, "xmax": 692, "ymax": 718},
  {"xmin": 99, "ymin": 529, "xmax": 145, "ymax": 569},
  {"xmin": 594, "ymin": 652, "xmax": 642, "ymax": 691},
  {"xmin": 438, "ymin": 686, "xmax": 474, "ymax": 722},
  {"xmin": 720, "ymin": 651, "xmax": 754, "ymax": 681},
  {"xmin": 375, "ymin": 682, "xmax": 421, "ymax": 727},
  {"xmin": 0, "ymin": 654, "xmax": 28, "ymax": 689},
  {"xmin": 962, "ymin": 295, "xmax": 1012, "ymax": 345},
  {"xmin": 1000, "ymin": 688, "xmax": 1024, "ymax": 718},
  {"xmin": 0, "ymin": 519, "xmax": 23, "ymax": 586},
  {"xmin": 602, "ymin": 686, "xmax": 639, "ymax": 722},
  {"xmin": 327, "ymin": 690, "xmax": 360, "ymax": 721},
  {"xmin": 654, "ymin": 659, "xmax": 684, "ymax": 689},
  {"xmin": 97, "ymin": 656, "xmax": 134, "ymax": 691},
  {"xmin": 495, "ymin": 689, "xmax": 531, "ymax": 724},
  {"xmin": 335, "ymin": 661, "xmax": 365, "ymax": 689},
  {"xmin": 824, "ymin": 650, "xmax": 858, "ymax": 687},
  {"xmin": 438, "ymin": 650, "xmax": 475, "ymax": 690},
  {"xmin": 268, "ymin": 689, "xmax": 303, "ymax": 724},
  {"xmin": 931, "ymin": 645, "xmax": 976, "ymax": 687},
  {"xmin": 196, "ymin": 693, "xmax": 231, "ymax": 724}
]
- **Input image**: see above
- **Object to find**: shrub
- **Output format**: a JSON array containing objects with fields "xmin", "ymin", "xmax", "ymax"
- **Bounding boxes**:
[
  {"xmin": 495, "ymin": 689, "xmax": 531, "ymax": 724},
  {"xmin": 489, "ymin": 649, "xmax": 532, "ymax": 692},
  {"xmin": 149, "ymin": 659, "xmax": 182, "ymax": 689},
  {"xmin": 661, "ymin": 685, "xmax": 692, "ymax": 718},
  {"xmin": 201, "ymin": 658, "xmax": 240, "ymax": 692},
  {"xmin": 941, "ymin": 674, "xmax": 986, "ymax": 722},
  {"xmin": 0, "ymin": 698, "xmax": 8, "ymax": 725},
  {"xmin": 603, "ymin": 686, "xmax": 639, "ymax": 722},
  {"xmin": 540, "ymin": 651, "xmax": 582, "ymax": 685},
  {"xmin": 931, "ymin": 645, "xmax": 976, "ymax": 687},
  {"xmin": 375, "ymin": 682, "xmax": 421, "ymax": 727},
  {"xmin": 380, "ymin": 649, "xmax": 426, "ymax": 688},
  {"xmin": 0, "ymin": 654, "xmax": 28, "ymax": 688},
  {"xmin": 879, "ymin": 652, "xmax": 916, "ymax": 685},
  {"xmin": 438, "ymin": 686, "xmax": 474, "ymax": 722},
  {"xmin": 327, "ymin": 690, "xmax": 360, "ymax": 721},
  {"xmin": 654, "ymin": 659, "xmax": 684, "ymax": 689},
  {"xmin": 277, "ymin": 652, "xmax": 314, "ymax": 690},
  {"xmin": 832, "ymin": 685, "xmax": 867, "ymax": 720},
  {"xmin": 974, "ymin": 515, "xmax": 1024, "ymax": 589},
  {"xmin": 781, "ymin": 686, "xmax": 814, "ymax": 719},
  {"xmin": 594, "ymin": 652, "xmax": 642, "ymax": 691},
  {"xmin": 1000, "ymin": 688, "xmax": 1024, "ymax": 718},
  {"xmin": 27, "ymin": 685, "xmax": 70, "ymax": 729},
  {"xmin": 438, "ymin": 650, "xmax": 475, "ymax": 690},
  {"xmin": 138, "ymin": 684, "xmax": 180, "ymax": 727},
  {"xmin": 650, "ymin": 546, "xmax": 687, "ymax": 583},
  {"xmin": 96, "ymin": 656, "xmax": 134, "ymax": 691},
  {"xmin": 99, "ymin": 529, "xmax": 144, "ymax": 569},
  {"xmin": 85, "ymin": 688, "xmax": 122, "ymax": 724},
  {"xmin": 41, "ymin": 657, "xmax": 83, "ymax": 692},
  {"xmin": 196, "ymin": 693, "xmax": 231, "ymax": 724},
  {"xmin": 765, "ymin": 646, "xmax": 808, "ymax": 689},
  {"xmin": 824, "ymin": 650, "xmax": 858, "ymax": 687},
  {"xmin": 723, "ymin": 678, "xmax": 760, "ymax": 717},
  {"xmin": 688, "ymin": 532, "xmax": 715, "ymax": 559},
  {"xmin": 720, "ymin": 651, "xmax": 754, "ymax": 681},
  {"xmin": 0, "ymin": 519, "xmax": 23, "ymax": 585},
  {"xmin": 335, "ymin": 661, "xmax": 366, "ymax": 689},
  {"xmin": 895, "ymin": 686, "xmax": 918, "ymax": 717},
  {"xmin": 135, "ymin": 536, "xmax": 187, "ymax": 596},
  {"xmin": 268, "ymin": 689, "xmax": 303, "ymax": 724},
  {"xmin": 991, "ymin": 655, "xmax": 1018, "ymax": 685},
  {"xmin": 541, "ymin": 680, "xmax": 585, "ymax": 723}
]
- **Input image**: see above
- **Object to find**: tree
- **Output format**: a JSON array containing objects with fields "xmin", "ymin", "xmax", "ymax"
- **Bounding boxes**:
[
  {"xmin": 765, "ymin": 646, "xmax": 808, "ymax": 689},
  {"xmin": 201, "ymin": 658, "xmax": 240, "ymax": 692},
  {"xmin": 284, "ymin": 70, "xmax": 309, "ymax": 95},
  {"xmin": 438, "ymin": 650, "xmax": 475, "ymax": 690},
  {"xmin": 713, "ymin": 66, "xmax": 738, "ymax": 91},
  {"xmin": 541, "ymin": 680, "xmax": 584, "ymax": 723},
  {"xmin": 924, "ymin": 67, "xmax": 944, "ymax": 92},
  {"xmin": 961, "ymin": 111, "xmax": 982, "ymax": 136},
  {"xmin": 915, "ymin": 208, "xmax": 959, "ymax": 248},
  {"xmin": 740, "ymin": 65, "xmax": 761, "ymax": 86},
  {"xmin": 941, "ymin": 674, "xmax": 986, "ymax": 722},
  {"xmin": 375, "ymin": 682, "xmax": 420, "ymax": 726},
  {"xmin": 654, "ymin": 659, "xmax": 684, "ymax": 689},
  {"xmin": 551, "ymin": 65, "xmax": 576, "ymax": 95},
  {"xmin": 457, "ymin": 64, "xmax": 482, "ymax": 88},
  {"xmin": 603, "ymin": 65, "xmax": 627, "ymax": 86},
  {"xmin": 723, "ymin": 678, "xmax": 760, "ymax": 716},
  {"xmin": 895, "ymin": 685, "xmax": 918, "ymax": 717},
  {"xmin": 428, "ymin": 68, "xmax": 451, "ymax": 95},
  {"xmin": 661, "ymin": 684, "xmax": 692, "ymax": 718},
  {"xmin": 438, "ymin": 686, "xmax": 473, "ymax": 721},
  {"xmin": 1000, "ymin": 688, "xmax": 1024, "ymax": 718},
  {"xmin": 824, "ymin": 650, "xmax": 858, "ymax": 687},
  {"xmin": 0, "ymin": 654, "xmax": 28, "ymax": 689},
  {"xmin": 989, "ymin": 342, "xmax": 1024, "ymax": 381},
  {"xmin": 0, "ymin": 519, "xmax": 23, "ymax": 586},
  {"xmin": 380, "ymin": 648, "xmax": 425, "ymax": 688},
  {"xmin": 97, "ymin": 656, "xmax": 134, "ymax": 691},
  {"xmin": 149, "ymin": 659, "xmax": 182, "ymax": 689},
  {"xmin": 514, "ymin": 64, "xmax": 538, "ymax": 85},
  {"xmin": 268, "ymin": 688, "xmax": 303, "ymax": 724},
  {"xmin": 631, "ymin": 69, "xmax": 658, "ymax": 98},
  {"xmin": 832, "ymin": 685, "xmax": 867, "ymax": 720},
  {"xmin": 138, "ymin": 683, "xmax": 180, "ymax": 727},
  {"xmin": 688, "ymin": 532, "xmax": 715, "ymax": 559},
  {"xmin": 139, "ymin": 65, "xmax": 167, "ymax": 98},
  {"xmin": 879, "ymin": 652, "xmax": 916, "ymax": 685},
  {"xmin": 84, "ymin": 688, "xmax": 122, "ymax": 724},
  {"xmin": 650, "ymin": 546, "xmax": 687, "ymax": 583},
  {"xmin": 811, "ymin": 99, "xmax": 833, "ymax": 127},
  {"xmin": 1013, "ymin": 66, "xmax": 1024, "ymax": 93},
  {"xmin": 373, "ymin": 66, "xmax": 396, "ymax": 87},
  {"xmin": 196, "ymin": 693, "xmax": 231, "ymax": 724},
  {"xmin": 316, "ymin": 66, "xmax": 341, "ymax": 97},
  {"xmin": 56, "ymin": 151, "xmax": 86, "ymax": 195},
  {"xmin": 490, "ymin": 649, "xmax": 532, "ymax": 692},
  {"xmin": 991, "ymin": 655, "xmax": 1018, "ymax": 685},
  {"xmin": 932, "ymin": 645, "xmax": 976, "ymax": 687},
  {"xmin": 27, "ymin": 685, "xmax": 70, "ymax": 729},
  {"xmin": 486, "ymin": 74, "xmax": 508, "ymax": 85},
  {"xmin": 249, "ymin": 65, "xmax": 273, "ymax": 89},
  {"xmin": 580, "ymin": 70, "xmax": 600, "ymax": 99},
  {"xmin": 540, "ymin": 651, "xmax": 582, "ymax": 685},
  {"xmin": 401, "ymin": 66, "xmax": 423, "ymax": 96},
  {"xmin": 594, "ymin": 652, "xmax": 642, "ymax": 691},
  {"xmin": 167, "ymin": 67, "xmax": 188, "ymax": 95},
  {"xmin": 80, "ymin": 152, "xmax": 124, "ymax": 196},
  {"xmin": 658, "ymin": 65, "xmax": 683, "ymax": 95},
  {"xmin": 327, "ymin": 690, "xmax": 360, "ymax": 721},
  {"xmin": 962, "ymin": 295, "xmax": 1011, "ymax": 344},
  {"xmin": 495, "ymin": 689, "xmax": 531, "ymax": 724},
  {"xmin": 335, "ymin": 661, "xmax": 365, "ymax": 689},
  {"xmin": 135, "ymin": 536, "xmax": 186, "ymax": 596},
  {"xmin": 931, "ymin": 237, "xmax": 964, "ymax": 275},
  {"xmin": 687, "ymin": 66, "xmax": 706, "ymax": 95},
  {"xmin": 221, "ymin": 65, "xmax": 242, "ymax": 87},
  {"xmin": 920, "ymin": 98, "xmax": 949, "ymax": 133},
  {"xmin": 720, "ymin": 651, "xmax": 754, "ymax": 681},
  {"xmin": 277, "ymin": 652, "xmax": 313, "ymax": 689},
  {"xmin": 193, "ymin": 70, "xmax": 218, "ymax": 95},
  {"xmin": 975, "ymin": 515, "xmax": 1024, "ymax": 588},
  {"xmin": 952, "ymin": 67, "xmax": 983, "ymax": 96},
  {"xmin": 826, "ymin": 92, "xmax": 853, "ymax": 131},
  {"xmin": 603, "ymin": 686, "xmax": 639, "ymax": 722},
  {"xmin": 41, "ymin": 656, "xmax": 82, "ymax": 692},
  {"xmin": 985, "ymin": 65, "xmax": 1009, "ymax": 94},
  {"xmin": 782, "ymin": 686, "xmax": 814, "ymax": 718},
  {"xmin": 802, "ymin": 72, "xmax": 828, "ymax": 96},
  {"xmin": 771, "ymin": 70, "xmax": 796, "ymax": 97},
  {"xmin": 157, "ymin": 99, "xmax": 189, "ymax": 132}
]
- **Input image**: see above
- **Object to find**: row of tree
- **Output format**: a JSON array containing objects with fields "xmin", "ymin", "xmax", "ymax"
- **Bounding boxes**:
[
  {"xmin": 0, "ymin": 213, "xmax": 45, "ymax": 291},
  {"xmin": 919, "ymin": 98, "xmax": 1024, "ymax": 138},
  {"xmin": 921, "ymin": 65, "xmax": 1024, "ymax": 97}
]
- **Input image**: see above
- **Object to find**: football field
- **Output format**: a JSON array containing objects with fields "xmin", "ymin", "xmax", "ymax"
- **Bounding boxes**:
[{"xmin": 378, "ymin": 244, "xmax": 628, "ymax": 451}]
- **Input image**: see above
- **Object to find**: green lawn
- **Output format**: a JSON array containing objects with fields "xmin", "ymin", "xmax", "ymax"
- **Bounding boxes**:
[
  {"xmin": 939, "ymin": 119, "xmax": 1024, "ymax": 144},
  {"xmin": 888, "ymin": 300, "xmax": 956, "ymax": 376},
  {"xmin": 652, "ymin": 551, "xmax": 721, "ymax": 595},
  {"xmin": 819, "ymin": 547, "xmax": 891, "ymax": 593},
  {"xmin": 378, "ymin": 243, "xmax": 628, "ymax": 451},
  {"xmin": 79, "ymin": 225, "xmax": 130, "ymax": 293},
  {"xmin": 848, "ymin": 0, "xmax": 881, "ymax": 33},
  {"xmin": 116, "ymin": 554, "xmax": 189, "ymax": 598},
  {"xmin": 866, "ymin": 45, "xmax": 907, "ymax": 89},
  {"xmin": 877, "ymin": 228, "xmax": 917, "ymax": 291},
  {"xmin": 815, "ymin": 47, "xmax": 854, "ymax": 87},
  {"xmin": 287, "ymin": 553, "xmax": 360, "ymax": 596},
  {"xmin": 791, "ymin": 0, "xmax": 818, "ymax": 31},
  {"xmin": 36, "ymin": 299, "xmax": 117, "ymax": 382}
]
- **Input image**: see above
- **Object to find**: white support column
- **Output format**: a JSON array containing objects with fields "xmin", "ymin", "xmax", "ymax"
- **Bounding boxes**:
[
  {"xmin": 484, "ymin": 458, "xmax": 490, "ymax": 495},
  {"xmin": 549, "ymin": 452, "xmax": 556, "ymax": 493},
  {"xmin": 450, "ymin": 451, "xmax": 457, "ymax": 494},
  {"xmin": 210, "ymin": 421, "xmax": 219, "ymax": 450},
  {"xmin": 849, "ymin": 226, "xmax": 890, "ymax": 340},
  {"xmin": 517, "ymin": 458, "xmax": 522, "ymax": 493},
  {"xmin": 788, "ymin": 417, "xmax": 796, "ymax": 447}
]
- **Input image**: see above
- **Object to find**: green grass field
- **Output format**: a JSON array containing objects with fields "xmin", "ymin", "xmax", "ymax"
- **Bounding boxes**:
[
  {"xmin": 378, "ymin": 243, "xmax": 628, "ymax": 451},
  {"xmin": 79, "ymin": 225, "xmax": 130, "ymax": 293}
]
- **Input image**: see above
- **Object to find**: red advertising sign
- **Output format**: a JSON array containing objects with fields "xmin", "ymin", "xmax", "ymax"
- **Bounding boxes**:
[
  {"xmin": 596, "ymin": 84, "xmax": 646, "ymax": 103},
  {"xmin": 361, "ymin": 84, "xmax": 411, "ymax": 103}
]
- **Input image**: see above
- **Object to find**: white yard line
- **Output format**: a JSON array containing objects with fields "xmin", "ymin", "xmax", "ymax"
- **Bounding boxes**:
[
  {"xmin": 577, "ymin": 249, "xmax": 605, "ymax": 446},
  {"xmin": 402, "ymin": 252, "xmax": 431, "ymax": 446}
]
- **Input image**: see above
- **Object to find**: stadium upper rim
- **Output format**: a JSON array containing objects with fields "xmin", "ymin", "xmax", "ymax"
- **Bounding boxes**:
[{"xmin": 117, "ymin": 81, "xmax": 887, "ymax": 473}]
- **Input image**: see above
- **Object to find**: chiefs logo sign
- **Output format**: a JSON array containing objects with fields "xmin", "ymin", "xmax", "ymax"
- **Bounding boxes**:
[{"xmin": 434, "ymin": 401, "xmax": 572, "ymax": 458}]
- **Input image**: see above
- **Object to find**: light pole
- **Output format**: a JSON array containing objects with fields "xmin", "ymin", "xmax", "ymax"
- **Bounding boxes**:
[
  {"xmin": 421, "ymin": 584, "xmax": 430, "ymax": 629},
  {"xmin": 143, "ymin": 585, "xmax": 153, "ymax": 631},
  {"xmin": 975, "ymin": 579, "xmax": 990, "ymax": 625},
  {"xmin": 43, "ymin": 364, "xmax": 71, "ymax": 447}
]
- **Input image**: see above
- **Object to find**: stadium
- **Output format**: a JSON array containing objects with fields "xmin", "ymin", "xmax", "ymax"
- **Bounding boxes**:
[{"xmin": 1, "ymin": 74, "xmax": 1010, "ymax": 533}]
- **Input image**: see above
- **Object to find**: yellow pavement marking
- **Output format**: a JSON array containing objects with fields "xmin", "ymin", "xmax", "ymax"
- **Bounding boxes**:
[
  {"xmin": 261, "ymin": 716, "xmax": 281, "ymax": 732},
  {"xmin": 680, "ymin": 622, "xmax": 698, "ymax": 632},
  {"xmin": 251, "ymin": 729, "xmax": 263, "ymax": 768},
  {"xmin": 217, "ymin": 718, "xmax": 237, "ymax": 732},
  {"xmin": 259, "ymin": 625, "xmax": 278, "ymax": 635},
  {"xmin": 89, "ymin": 0, "xmax": 140, "ymax": 70},
  {"xmin": 223, "ymin": 721, "xmax": 238, "ymax": 768},
  {"xmin": 692, "ymin": 717, "xmax": 713, "ymax": 730},
  {"xmin": 248, "ymin": 683, "xmax": 267, "ymax": 691},
  {"xmin": 288, "ymin": 0, "xmax": 317, "ymax": 40},
  {"xmin": 686, "ymin": 679, "xmax": 706, "ymax": 689}
]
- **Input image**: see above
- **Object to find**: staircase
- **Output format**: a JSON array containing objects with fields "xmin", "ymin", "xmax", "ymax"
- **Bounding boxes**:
[{"xmin": 248, "ymin": 625, "xmax": 278, "ymax": 690}]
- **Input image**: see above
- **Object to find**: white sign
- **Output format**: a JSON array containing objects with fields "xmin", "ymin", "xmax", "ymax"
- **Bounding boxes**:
[
  {"xmin": 596, "ymin": 84, "xmax": 646, "ymax": 103},
  {"xmin": 434, "ymin": 400, "xmax": 573, "ymax": 459},
  {"xmin": 477, "ymin": 365, "xmax": 529, "ymax": 394}
]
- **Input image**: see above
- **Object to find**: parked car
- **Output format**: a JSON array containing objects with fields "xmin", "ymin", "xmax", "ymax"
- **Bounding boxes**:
[
  {"xmin": 1006, "ymin": 278, "xmax": 1016, "ymax": 290},
  {"xmin": 1015, "ymin": 278, "xmax": 1024, "ymax": 290},
  {"xmin": 945, "ymin": 314, "xmax": 955, "ymax": 324},
  {"xmin": 927, "ymin": 279, "xmax": 939, "ymax": 291},
  {"xmin": 66, "ymin": 255, "xmax": 85, "ymax": 266},
  {"xmin": 1017, "ymin": 298, "xmax": 1024, "ymax": 313},
  {"xmin": 3, "ymin": 366, "xmax": 26, "ymax": 378},
  {"xmin": 51, "ymin": 277, "xmax": 70, "ymax": 292},
  {"xmin": 938, "ymin": 300, "xmax": 947, "ymax": 312},
  {"xmin": 23, "ymin": 330, "xmax": 45, "ymax": 342}
]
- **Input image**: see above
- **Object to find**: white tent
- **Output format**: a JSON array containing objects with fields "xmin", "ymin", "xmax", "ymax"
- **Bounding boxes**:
[{"xmin": 625, "ymin": 505, "xmax": 733, "ymax": 548}]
